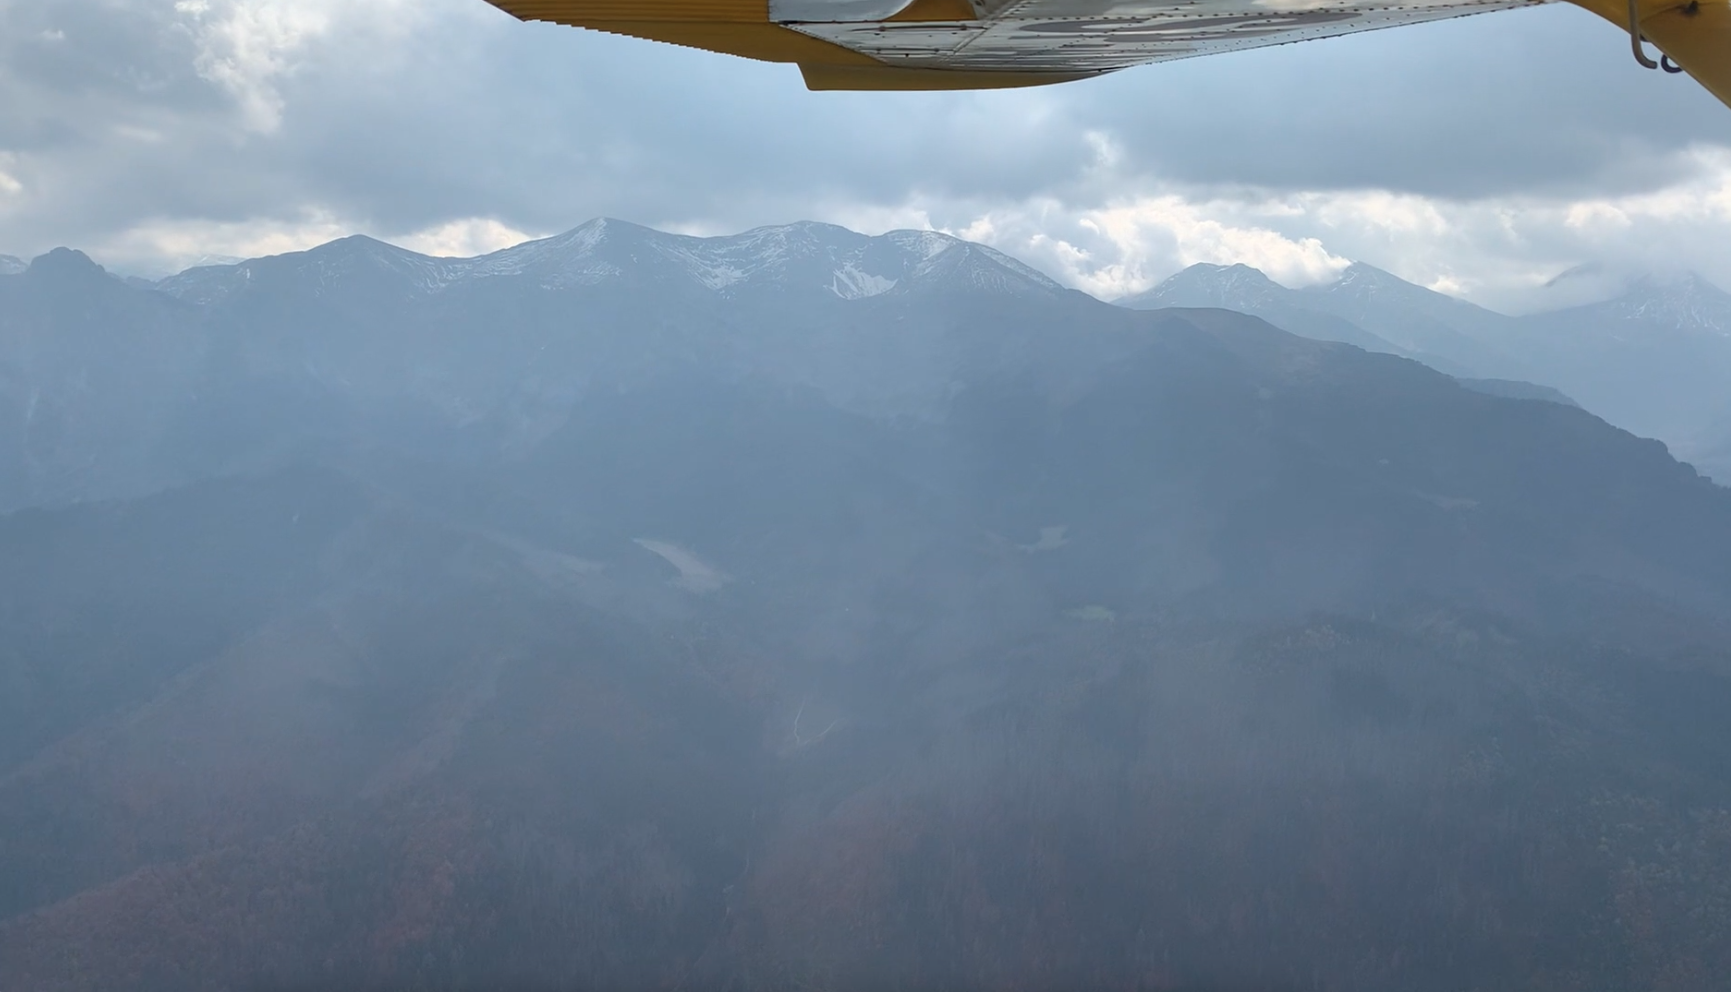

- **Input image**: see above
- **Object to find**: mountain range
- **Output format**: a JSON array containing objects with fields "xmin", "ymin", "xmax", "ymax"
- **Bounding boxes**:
[
  {"xmin": 1121, "ymin": 263, "xmax": 1731, "ymax": 482},
  {"xmin": 3, "ymin": 221, "xmax": 1731, "ymax": 991}
]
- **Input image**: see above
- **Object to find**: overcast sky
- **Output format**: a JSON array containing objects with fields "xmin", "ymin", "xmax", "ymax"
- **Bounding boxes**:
[{"xmin": 1, "ymin": 0, "xmax": 1727, "ymax": 310}]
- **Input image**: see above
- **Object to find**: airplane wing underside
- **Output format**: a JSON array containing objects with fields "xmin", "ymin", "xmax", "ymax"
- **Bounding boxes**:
[
  {"xmin": 485, "ymin": 0, "xmax": 1731, "ymax": 107},
  {"xmin": 786, "ymin": 0, "xmax": 1536, "ymax": 76}
]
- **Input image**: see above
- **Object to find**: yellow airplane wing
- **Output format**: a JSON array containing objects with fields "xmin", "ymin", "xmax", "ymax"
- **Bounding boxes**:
[
  {"xmin": 1570, "ymin": 0, "xmax": 1731, "ymax": 108},
  {"xmin": 484, "ymin": 0, "xmax": 1731, "ymax": 108}
]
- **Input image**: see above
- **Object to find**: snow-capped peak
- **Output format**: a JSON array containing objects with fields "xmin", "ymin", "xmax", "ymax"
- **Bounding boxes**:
[
  {"xmin": 1606, "ymin": 273, "xmax": 1731, "ymax": 336},
  {"xmin": 153, "ymin": 219, "xmax": 1067, "ymax": 304},
  {"xmin": 1120, "ymin": 262, "xmax": 1286, "ymax": 310},
  {"xmin": 885, "ymin": 229, "xmax": 963, "ymax": 262}
]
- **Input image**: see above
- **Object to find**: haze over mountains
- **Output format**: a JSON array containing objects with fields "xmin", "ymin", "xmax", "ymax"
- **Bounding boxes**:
[
  {"xmin": 1122, "ymin": 262, "xmax": 1731, "ymax": 482},
  {"xmin": 4, "ymin": 221, "xmax": 1731, "ymax": 991}
]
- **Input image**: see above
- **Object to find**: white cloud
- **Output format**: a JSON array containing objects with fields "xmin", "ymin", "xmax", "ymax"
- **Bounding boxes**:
[
  {"xmin": 1085, "ymin": 195, "xmax": 1352, "ymax": 293},
  {"xmin": 173, "ymin": 0, "xmax": 333, "ymax": 132},
  {"xmin": 819, "ymin": 145, "xmax": 1731, "ymax": 312},
  {"xmin": 94, "ymin": 210, "xmax": 352, "ymax": 274},
  {"xmin": 831, "ymin": 189, "xmax": 1353, "ymax": 301},
  {"xmin": 171, "ymin": 0, "xmax": 432, "ymax": 133},
  {"xmin": 820, "ymin": 202, "xmax": 941, "ymax": 238},
  {"xmin": 0, "ymin": 152, "xmax": 25, "ymax": 206},
  {"xmin": 92, "ymin": 211, "xmax": 546, "ymax": 275},
  {"xmin": 65, "ymin": 140, "xmax": 1731, "ymax": 311},
  {"xmin": 397, "ymin": 217, "xmax": 542, "ymax": 259}
]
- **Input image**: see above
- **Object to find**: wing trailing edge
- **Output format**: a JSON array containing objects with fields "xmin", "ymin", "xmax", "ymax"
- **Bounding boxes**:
[{"xmin": 483, "ymin": 0, "xmax": 877, "ymax": 66}]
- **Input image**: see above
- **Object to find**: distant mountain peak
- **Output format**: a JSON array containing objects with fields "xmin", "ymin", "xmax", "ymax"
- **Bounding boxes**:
[
  {"xmin": 1116, "ymin": 261, "xmax": 1288, "ymax": 311},
  {"xmin": 457, "ymin": 219, "xmax": 1056, "ymax": 299},
  {"xmin": 185, "ymin": 253, "xmax": 245, "ymax": 269},
  {"xmin": 1211, "ymin": 261, "xmax": 1271, "ymax": 276},
  {"xmin": 1626, "ymin": 270, "xmax": 1727, "ymax": 297},
  {"xmin": 1182, "ymin": 261, "xmax": 1274, "ymax": 280},
  {"xmin": 0, "ymin": 254, "xmax": 24, "ymax": 276},
  {"xmin": 322, "ymin": 233, "xmax": 395, "ymax": 251},
  {"xmin": 1323, "ymin": 262, "xmax": 1447, "ymax": 301},
  {"xmin": 1171, "ymin": 261, "xmax": 1282, "ymax": 289},
  {"xmin": 894, "ymin": 237, "xmax": 1065, "ymax": 298},
  {"xmin": 149, "ymin": 219, "xmax": 1066, "ymax": 306},
  {"xmin": 26, "ymin": 248, "xmax": 110, "ymax": 282},
  {"xmin": 1131, "ymin": 259, "xmax": 1469, "ymax": 313},
  {"xmin": 305, "ymin": 234, "xmax": 434, "ymax": 266},
  {"xmin": 1338, "ymin": 260, "xmax": 1397, "ymax": 279},
  {"xmin": 884, "ymin": 228, "xmax": 963, "ymax": 261},
  {"xmin": 1602, "ymin": 271, "xmax": 1731, "ymax": 335}
]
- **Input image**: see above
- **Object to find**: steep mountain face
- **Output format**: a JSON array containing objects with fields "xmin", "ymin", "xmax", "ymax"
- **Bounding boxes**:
[
  {"xmin": 163, "ymin": 217, "xmax": 1092, "ymax": 424},
  {"xmin": 0, "ymin": 250, "xmax": 207, "ymax": 509},
  {"xmin": 1124, "ymin": 262, "xmax": 1731, "ymax": 482},
  {"xmin": 1505, "ymin": 274, "xmax": 1731, "ymax": 477},
  {"xmin": 1303, "ymin": 262, "xmax": 1525, "ymax": 372},
  {"xmin": 4, "ymin": 223, "xmax": 1731, "ymax": 991},
  {"xmin": 0, "ymin": 220, "xmax": 1094, "ymax": 514}
]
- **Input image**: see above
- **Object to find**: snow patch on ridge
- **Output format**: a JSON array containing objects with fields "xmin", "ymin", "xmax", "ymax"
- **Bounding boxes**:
[{"xmin": 832, "ymin": 264, "xmax": 897, "ymax": 300}]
